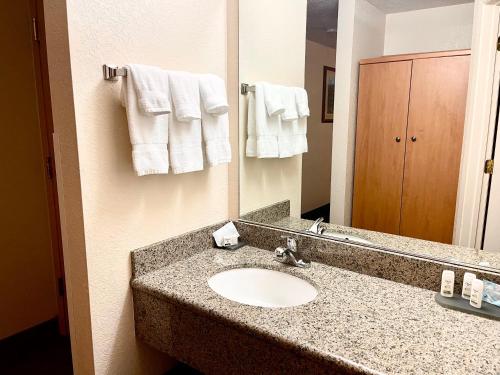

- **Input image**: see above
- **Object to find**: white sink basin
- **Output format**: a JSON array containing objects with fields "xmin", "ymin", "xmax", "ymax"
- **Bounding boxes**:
[
  {"xmin": 208, "ymin": 268, "xmax": 317, "ymax": 308},
  {"xmin": 323, "ymin": 231, "xmax": 372, "ymax": 245}
]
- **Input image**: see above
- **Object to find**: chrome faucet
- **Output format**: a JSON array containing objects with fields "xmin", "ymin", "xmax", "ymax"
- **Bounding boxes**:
[
  {"xmin": 307, "ymin": 217, "xmax": 326, "ymax": 235},
  {"xmin": 275, "ymin": 236, "xmax": 311, "ymax": 268}
]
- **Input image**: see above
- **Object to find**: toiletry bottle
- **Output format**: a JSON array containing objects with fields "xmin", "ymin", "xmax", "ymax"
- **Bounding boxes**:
[
  {"xmin": 470, "ymin": 279, "xmax": 484, "ymax": 309},
  {"xmin": 461, "ymin": 272, "xmax": 476, "ymax": 299},
  {"xmin": 440, "ymin": 270, "xmax": 455, "ymax": 297}
]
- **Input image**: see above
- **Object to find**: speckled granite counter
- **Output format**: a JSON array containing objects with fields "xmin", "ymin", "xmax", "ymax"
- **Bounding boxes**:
[
  {"xmin": 241, "ymin": 200, "xmax": 500, "ymax": 271},
  {"xmin": 132, "ymin": 246, "xmax": 500, "ymax": 375},
  {"xmin": 269, "ymin": 216, "xmax": 500, "ymax": 271}
]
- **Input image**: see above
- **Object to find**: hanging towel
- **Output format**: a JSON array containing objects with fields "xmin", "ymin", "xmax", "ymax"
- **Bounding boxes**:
[
  {"xmin": 199, "ymin": 74, "xmax": 229, "ymax": 115},
  {"xmin": 199, "ymin": 74, "xmax": 231, "ymax": 166},
  {"xmin": 246, "ymin": 83, "xmax": 280, "ymax": 158},
  {"xmin": 127, "ymin": 64, "xmax": 171, "ymax": 115},
  {"xmin": 295, "ymin": 87, "xmax": 310, "ymax": 118},
  {"xmin": 281, "ymin": 86, "xmax": 299, "ymax": 122},
  {"xmin": 291, "ymin": 117, "xmax": 308, "ymax": 155},
  {"xmin": 168, "ymin": 71, "xmax": 203, "ymax": 174},
  {"xmin": 293, "ymin": 87, "xmax": 309, "ymax": 155},
  {"xmin": 263, "ymin": 83, "xmax": 285, "ymax": 117},
  {"xmin": 168, "ymin": 116, "xmax": 204, "ymax": 174},
  {"xmin": 245, "ymin": 88, "xmax": 257, "ymax": 157},
  {"xmin": 278, "ymin": 86, "xmax": 298, "ymax": 158},
  {"xmin": 168, "ymin": 71, "xmax": 201, "ymax": 121},
  {"xmin": 201, "ymin": 110, "xmax": 231, "ymax": 166},
  {"xmin": 120, "ymin": 68, "xmax": 169, "ymax": 176}
]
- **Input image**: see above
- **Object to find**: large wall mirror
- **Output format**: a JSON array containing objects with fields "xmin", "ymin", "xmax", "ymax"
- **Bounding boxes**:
[{"xmin": 238, "ymin": 0, "xmax": 500, "ymax": 272}]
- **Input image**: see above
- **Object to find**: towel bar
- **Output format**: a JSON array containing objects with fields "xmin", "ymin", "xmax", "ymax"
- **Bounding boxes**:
[
  {"xmin": 103, "ymin": 64, "xmax": 127, "ymax": 81},
  {"xmin": 241, "ymin": 83, "xmax": 256, "ymax": 95}
]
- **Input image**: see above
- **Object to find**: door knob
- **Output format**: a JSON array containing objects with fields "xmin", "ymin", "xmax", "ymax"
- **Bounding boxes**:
[
  {"xmin": 411, "ymin": 136, "xmax": 417, "ymax": 142},
  {"xmin": 395, "ymin": 137, "xmax": 401, "ymax": 143}
]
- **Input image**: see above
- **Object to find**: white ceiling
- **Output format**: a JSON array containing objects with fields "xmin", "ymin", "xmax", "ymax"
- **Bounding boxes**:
[
  {"xmin": 365, "ymin": 0, "xmax": 474, "ymax": 13},
  {"xmin": 306, "ymin": 0, "xmax": 338, "ymax": 48},
  {"xmin": 306, "ymin": 0, "xmax": 474, "ymax": 49}
]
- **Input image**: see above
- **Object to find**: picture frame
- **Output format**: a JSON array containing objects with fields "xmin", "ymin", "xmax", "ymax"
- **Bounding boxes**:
[{"xmin": 321, "ymin": 66, "xmax": 335, "ymax": 123}]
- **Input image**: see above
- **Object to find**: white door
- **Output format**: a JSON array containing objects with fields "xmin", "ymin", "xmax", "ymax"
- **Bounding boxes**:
[
  {"xmin": 481, "ymin": 22, "xmax": 500, "ymax": 254},
  {"xmin": 483, "ymin": 134, "xmax": 500, "ymax": 253}
]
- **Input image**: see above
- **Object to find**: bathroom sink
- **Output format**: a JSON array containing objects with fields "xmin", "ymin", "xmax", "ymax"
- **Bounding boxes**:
[
  {"xmin": 208, "ymin": 268, "xmax": 317, "ymax": 308},
  {"xmin": 323, "ymin": 231, "xmax": 372, "ymax": 245}
]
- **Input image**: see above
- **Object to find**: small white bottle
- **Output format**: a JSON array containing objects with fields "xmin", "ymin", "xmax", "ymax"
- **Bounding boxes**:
[
  {"xmin": 440, "ymin": 270, "xmax": 455, "ymax": 297},
  {"xmin": 461, "ymin": 272, "xmax": 476, "ymax": 299},
  {"xmin": 470, "ymin": 279, "xmax": 484, "ymax": 308}
]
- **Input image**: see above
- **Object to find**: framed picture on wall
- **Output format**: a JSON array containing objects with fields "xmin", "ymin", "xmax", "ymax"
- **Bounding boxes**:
[{"xmin": 322, "ymin": 66, "xmax": 335, "ymax": 123}]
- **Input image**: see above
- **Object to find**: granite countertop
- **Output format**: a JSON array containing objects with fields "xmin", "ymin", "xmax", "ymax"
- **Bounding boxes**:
[
  {"xmin": 272, "ymin": 217, "xmax": 500, "ymax": 271},
  {"xmin": 132, "ymin": 246, "xmax": 500, "ymax": 375}
]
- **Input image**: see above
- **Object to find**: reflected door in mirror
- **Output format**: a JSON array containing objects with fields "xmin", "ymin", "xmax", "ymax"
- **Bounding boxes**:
[
  {"xmin": 400, "ymin": 54, "xmax": 470, "ymax": 243},
  {"xmin": 352, "ymin": 60, "xmax": 412, "ymax": 235},
  {"xmin": 352, "ymin": 51, "xmax": 470, "ymax": 244}
]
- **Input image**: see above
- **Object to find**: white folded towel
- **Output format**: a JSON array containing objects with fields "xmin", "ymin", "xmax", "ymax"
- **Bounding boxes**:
[
  {"xmin": 121, "ymin": 69, "xmax": 169, "ymax": 176},
  {"xmin": 168, "ymin": 115, "xmax": 204, "ymax": 174},
  {"xmin": 263, "ymin": 82, "xmax": 285, "ymax": 117},
  {"xmin": 279, "ymin": 118, "xmax": 308, "ymax": 157},
  {"xmin": 127, "ymin": 64, "xmax": 171, "ymax": 115},
  {"xmin": 292, "ymin": 117, "xmax": 308, "ymax": 155},
  {"xmin": 168, "ymin": 71, "xmax": 201, "ymax": 121},
  {"xmin": 168, "ymin": 71, "xmax": 203, "ymax": 174},
  {"xmin": 199, "ymin": 74, "xmax": 231, "ymax": 166},
  {"xmin": 295, "ymin": 87, "xmax": 310, "ymax": 118},
  {"xmin": 199, "ymin": 74, "xmax": 229, "ymax": 115},
  {"xmin": 201, "ymin": 111, "xmax": 231, "ymax": 166},
  {"xmin": 245, "ymin": 88, "xmax": 257, "ymax": 157},
  {"xmin": 278, "ymin": 86, "xmax": 297, "ymax": 158},
  {"xmin": 281, "ymin": 87, "xmax": 299, "ymax": 121},
  {"xmin": 293, "ymin": 87, "xmax": 309, "ymax": 155},
  {"xmin": 246, "ymin": 83, "xmax": 280, "ymax": 158}
]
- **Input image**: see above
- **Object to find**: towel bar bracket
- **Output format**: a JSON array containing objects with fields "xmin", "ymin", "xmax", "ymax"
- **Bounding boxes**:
[
  {"xmin": 241, "ymin": 83, "xmax": 249, "ymax": 95},
  {"xmin": 103, "ymin": 64, "xmax": 127, "ymax": 81},
  {"xmin": 241, "ymin": 83, "xmax": 255, "ymax": 95}
]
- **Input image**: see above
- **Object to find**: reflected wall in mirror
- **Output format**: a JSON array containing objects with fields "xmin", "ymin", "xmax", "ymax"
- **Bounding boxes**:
[{"xmin": 238, "ymin": 0, "xmax": 500, "ymax": 272}]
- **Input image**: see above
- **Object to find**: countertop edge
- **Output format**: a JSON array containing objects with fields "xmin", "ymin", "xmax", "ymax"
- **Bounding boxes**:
[{"xmin": 131, "ymin": 272, "xmax": 383, "ymax": 375}]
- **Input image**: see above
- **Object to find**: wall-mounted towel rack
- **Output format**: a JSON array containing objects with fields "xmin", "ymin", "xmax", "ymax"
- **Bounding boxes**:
[
  {"xmin": 103, "ymin": 64, "xmax": 127, "ymax": 81},
  {"xmin": 241, "ymin": 83, "xmax": 256, "ymax": 95}
]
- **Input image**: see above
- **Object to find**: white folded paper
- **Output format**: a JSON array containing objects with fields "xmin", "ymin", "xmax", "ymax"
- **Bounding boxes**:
[{"xmin": 213, "ymin": 221, "xmax": 240, "ymax": 247}]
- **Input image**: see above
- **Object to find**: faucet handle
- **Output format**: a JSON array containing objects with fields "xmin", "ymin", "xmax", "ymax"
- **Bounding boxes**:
[
  {"xmin": 275, "ymin": 246, "xmax": 287, "ymax": 261},
  {"xmin": 280, "ymin": 235, "xmax": 297, "ymax": 252}
]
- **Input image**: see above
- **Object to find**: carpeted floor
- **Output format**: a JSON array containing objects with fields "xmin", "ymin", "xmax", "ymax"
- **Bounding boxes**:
[
  {"xmin": 0, "ymin": 319, "xmax": 73, "ymax": 375},
  {"xmin": 165, "ymin": 362, "xmax": 203, "ymax": 374}
]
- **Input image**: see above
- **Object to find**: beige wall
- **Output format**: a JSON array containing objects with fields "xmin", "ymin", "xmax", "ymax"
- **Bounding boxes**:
[
  {"xmin": 46, "ymin": 0, "xmax": 230, "ymax": 374},
  {"xmin": 239, "ymin": 0, "xmax": 307, "ymax": 217},
  {"xmin": 330, "ymin": 0, "xmax": 386, "ymax": 225},
  {"xmin": 384, "ymin": 4, "xmax": 474, "ymax": 55},
  {"xmin": 301, "ymin": 40, "xmax": 335, "ymax": 214},
  {"xmin": 0, "ymin": 0, "xmax": 58, "ymax": 339}
]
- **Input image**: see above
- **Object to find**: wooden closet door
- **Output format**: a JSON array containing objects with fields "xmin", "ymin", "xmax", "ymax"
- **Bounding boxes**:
[
  {"xmin": 400, "ymin": 55, "xmax": 470, "ymax": 244},
  {"xmin": 352, "ymin": 61, "xmax": 412, "ymax": 234}
]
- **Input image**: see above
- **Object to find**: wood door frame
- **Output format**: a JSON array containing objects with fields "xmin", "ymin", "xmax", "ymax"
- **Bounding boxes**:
[
  {"xmin": 453, "ymin": 2, "xmax": 500, "ymax": 248},
  {"xmin": 29, "ymin": 0, "xmax": 68, "ymax": 335}
]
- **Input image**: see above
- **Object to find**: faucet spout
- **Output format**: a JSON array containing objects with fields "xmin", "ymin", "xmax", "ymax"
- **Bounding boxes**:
[
  {"xmin": 274, "ymin": 236, "xmax": 311, "ymax": 269},
  {"xmin": 307, "ymin": 217, "xmax": 325, "ymax": 234}
]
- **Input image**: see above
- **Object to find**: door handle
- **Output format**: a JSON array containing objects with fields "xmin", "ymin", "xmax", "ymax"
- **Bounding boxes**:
[
  {"xmin": 395, "ymin": 137, "xmax": 401, "ymax": 143},
  {"xmin": 411, "ymin": 136, "xmax": 417, "ymax": 142}
]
